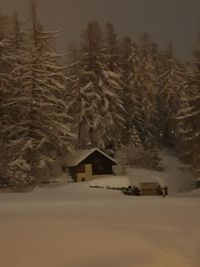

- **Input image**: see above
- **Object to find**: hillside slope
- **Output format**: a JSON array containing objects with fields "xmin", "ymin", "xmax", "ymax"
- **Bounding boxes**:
[{"xmin": 126, "ymin": 149, "xmax": 196, "ymax": 195}]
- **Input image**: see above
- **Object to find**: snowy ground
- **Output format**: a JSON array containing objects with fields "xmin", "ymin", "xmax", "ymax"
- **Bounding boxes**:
[{"xmin": 0, "ymin": 150, "xmax": 199, "ymax": 267}]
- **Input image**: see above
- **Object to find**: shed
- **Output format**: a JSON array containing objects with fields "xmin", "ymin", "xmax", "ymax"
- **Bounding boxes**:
[
  {"xmin": 66, "ymin": 148, "xmax": 117, "ymax": 182},
  {"xmin": 131, "ymin": 176, "xmax": 164, "ymax": 195},
  {"xmin": 139, "ymin": 182, "xmax": 160, "ymax": 195}
]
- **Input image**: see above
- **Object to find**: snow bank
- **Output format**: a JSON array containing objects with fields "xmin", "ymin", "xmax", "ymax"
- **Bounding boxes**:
[
  {"xmin": 89, "ymin": 175, "xmax": 131, "ymax": 189},
  {"xmin": 179, "ymin": 188, "xmax": 200, "ymax": 198}
]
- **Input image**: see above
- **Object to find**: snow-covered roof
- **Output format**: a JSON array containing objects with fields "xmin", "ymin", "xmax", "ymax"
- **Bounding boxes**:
[
  {"xmin": 66, "ymin": 148, "xmax": 117, "ymax": 167},
  {"xmin": 131, "ymin": 176, "xmax": 165, "ymax": 187}
]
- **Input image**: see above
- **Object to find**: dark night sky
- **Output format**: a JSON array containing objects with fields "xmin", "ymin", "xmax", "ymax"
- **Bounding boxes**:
[{"xmin": 1, "ymin": 0, "xmax": 200, "ymax": 59}]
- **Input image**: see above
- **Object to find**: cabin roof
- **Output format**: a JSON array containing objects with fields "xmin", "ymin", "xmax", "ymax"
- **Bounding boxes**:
[
  {"xmin": 131, "ymin": 176, "xmax": 166, "ymax": 187},
  {"xmin": 66, "ymin": 148, "xmax": 117, "ymax": 167}
]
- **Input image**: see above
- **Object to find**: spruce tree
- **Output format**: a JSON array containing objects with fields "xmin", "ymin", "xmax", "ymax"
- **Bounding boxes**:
[
  {"xmin": 158, "ymin": 42, "xmax": 187, "ymax": 147},
  {"xmin": 102, "ymin": 22, "xmax": 125, "ymax": 152},
  {"xmin": 119, "ymin": 36, "xmax": 136, "ymax": 144},
  {"xmin": 75, "ymin": 21, "xmax": 124, "ymax": 150},
  {"xmin": 177, "ymin": 44, "xmax": 200, "ymax": 175},
  {"xmin": 0, "ymin": 11, "xmax": 18, "ymax": 144},
  {"xmin": 65, "ymin": 44, "xmax": 89, "ymax": 148},
  {"xmin": 137, "ymin": 32, "xmax": 159, "ymax": 147},
  {"xmin": 69, "ymin": 21, "xmax": 105, "ymax": 148},
  {"xmin": 128, "ymin": 42, "xmax": 145, "ymax": 146}
]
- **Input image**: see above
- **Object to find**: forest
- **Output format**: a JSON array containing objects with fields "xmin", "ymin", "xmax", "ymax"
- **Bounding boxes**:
[{"xmin": 0, "ymin": 1, "xmax": 199, "ymax": 188}]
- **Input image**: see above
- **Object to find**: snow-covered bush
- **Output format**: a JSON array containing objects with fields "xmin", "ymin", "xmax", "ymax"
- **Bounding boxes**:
[
  {"xmin": 4, "ymin": 156, "xmax": 36, "ymax": 191},
  {"xmin": 0, "ymin": 144, "xmax": 38, "ymax": 190},
  {"xmin": 6, "ymin": 171, "xmax": 34, "ymax": 191},
  {"xmin": 9, "ymin": 157, "xmax": 30, "ymax": 171},
  {"xmin": 38, "ymin": 155, "xmax": 55, "ymax": 169},
  {"xmin": 36, "ymin": 153, "xmax": 64, "ymax": 181}
]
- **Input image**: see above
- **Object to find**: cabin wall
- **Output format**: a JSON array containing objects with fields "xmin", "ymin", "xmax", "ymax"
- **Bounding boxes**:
[
  {"xmin": 82, "ymin": 151, "xmax": 115, "ymax": 175},
  {"xmin": 68, "ymin": 150, "xmax": 116, "ymax": 182},
  {"xmin": 77, "ymin": 164, "xmax": 93, "ymax": 182}
]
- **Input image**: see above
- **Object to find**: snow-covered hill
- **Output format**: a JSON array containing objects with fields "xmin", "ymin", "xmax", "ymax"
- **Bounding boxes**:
[
  {"xmin": 159, "ymin": 149, "xmax": 196, "ymax": 193},
  {"xmin": 126, "ymin": 149, "xmax": 196, "ymax": 194}
]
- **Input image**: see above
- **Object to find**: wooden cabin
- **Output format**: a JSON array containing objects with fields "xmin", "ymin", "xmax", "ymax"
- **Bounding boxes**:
[{"xmin": 66, "ymin": 148, "xmax": 117, "ymax": 182}]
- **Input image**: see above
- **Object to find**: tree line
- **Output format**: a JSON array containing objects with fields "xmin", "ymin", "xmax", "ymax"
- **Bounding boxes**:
[{"xmin": 0, "ymin": 1, "xmax": 199, "ymax": 187}]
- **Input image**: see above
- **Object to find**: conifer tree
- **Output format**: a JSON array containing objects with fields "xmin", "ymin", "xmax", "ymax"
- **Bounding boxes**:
[
  {"xmin": 65, "ymin": 44, "xmax": 88, "ymax": 148},
  {"xmin": 69, "ymin": 21, "xmax": 105, "ymax": 148},
  {"xmin": 137, "ymin": 32, "xmax": 159, "ymax": 147},
  {"xmin": 177, "ymin": 44, "xmax": 200, "ymax": 175},
  {"xmin": 104, "ymin": 22, "xmax": 119, "ymax": 71},
  {"xmin": 0, "ymin": 2, "xmax": 74, "ymax": 186},
  {"xmin": 158, "ymin": 42, "xmax": 187, "ymax": 147},
  {"xmin": 0, "ymin": 11, "xmax": 18, "ymax": 144},
  {"xmin": 74, "ymin": 21, "xmax": 124, "ymax": 150},
  {"xmin": 119, "ymin": 36, "xmax": 136, "ymax": 144},
  {"xmin": 102, "ymin": 22, "xmax": 125, "ymax": 152},
  {"xmin": 128, "ymin": 42, "xmax": 145, "ymax": 146}
]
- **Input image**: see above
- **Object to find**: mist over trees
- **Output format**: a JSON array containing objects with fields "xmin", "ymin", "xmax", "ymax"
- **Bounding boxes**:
[{"xmin": 0, "ymin": 1, "xmax": 200, "ymax": 187}]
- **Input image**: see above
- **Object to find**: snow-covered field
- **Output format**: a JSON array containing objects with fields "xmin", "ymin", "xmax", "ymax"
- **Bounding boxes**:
[
  {"xmin": 0, "ymin": 150, "xmax": 199, "ymax": 267},
  {"xmin": 0, "ymin": 183, "xmax": 200, "ymax": 267}
]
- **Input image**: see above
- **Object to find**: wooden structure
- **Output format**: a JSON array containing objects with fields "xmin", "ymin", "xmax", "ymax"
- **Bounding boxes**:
[
  {"xmin": 132, "ymin": 176, "xmax": 164, "ymax": 195},
  {"xmin": 139, "ymin": 182, "xmax": 160, "ymax": 195},
  {"xmin": 66, "ymin": 148, "xmax": 117, "ymax": 182}
]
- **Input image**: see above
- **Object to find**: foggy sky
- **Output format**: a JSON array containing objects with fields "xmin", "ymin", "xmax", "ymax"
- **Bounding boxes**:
[{"xmin": 1, "ymin": 0, "xmax": 200, "ymax": 59}]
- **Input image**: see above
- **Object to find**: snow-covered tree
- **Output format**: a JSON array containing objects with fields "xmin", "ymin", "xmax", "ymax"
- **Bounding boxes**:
[
  {"xmin": 119, "ymin": 37, "xmax": 138, "ymax": 144},
  {"xmin": 137, "ymin": 32, "xmax": 160, "ymax": 147},
  {"xmin": 102, "ymin": 22, "xmax": 125, "ymax": 152},
  {"xmin": 176, "ymin": 86, "xmax": 193, "ymax": 162},
  {"xmin": 0, "ymin": 2, "xmax": 74, "ymax": 187},
  {"xmin": 158, "ymin": 42, "xmax": 187, "ymax": 147},
  {"xmin": 103, "ymin": 22, "xmax": 120, "ymax": 72},
  {"xmin": 0, "ymin": 11, "xmax": 30, "ymax": 187},
  {"xmin": 129, "ymin": 125, "xmax": 143, "ymax": 147},
  {"xmin": 0, "ymin": 11, "xmax": 18, "ymax": 144},
  {"xmin": 65, "ymin": 44, "xmax": 90, "ymax": 148},
  {"xmin": 176, "ymin": 44, "xmax": 200, "ymax": 175},
  {"xmin": 128, "ymin": 42, "xmax": 145, "ymax": 146},
  {"xmin": 69, "ymin": 21, "xmax": 125, "ymax": 151},
  {"xmin": 66, "ymin": 21, "xmax": 106, "ymax": 148},
  {"xmin": 191, "ymin": 46, "xmax": 200, "ymax": 172}
]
